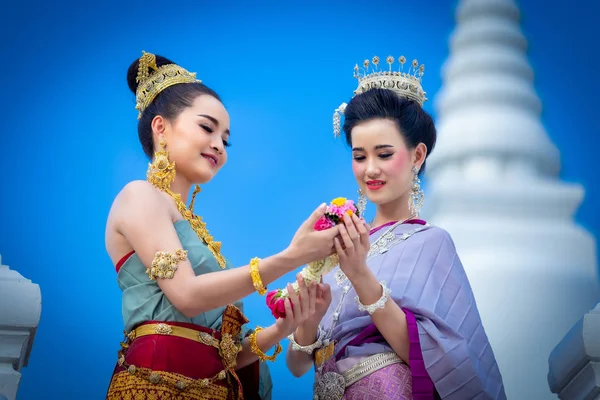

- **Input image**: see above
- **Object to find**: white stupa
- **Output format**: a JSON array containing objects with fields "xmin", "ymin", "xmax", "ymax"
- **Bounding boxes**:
[{"xmin": 424, "ymin": 0, "xmax": 599, "ymax": 399}]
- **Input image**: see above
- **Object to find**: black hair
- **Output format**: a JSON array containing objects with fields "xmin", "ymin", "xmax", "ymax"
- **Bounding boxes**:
[
  {"xmin": 342, "ymin": 88, "xmax": 436, "ymax": 174},
  {"xmin": 127, "ymin": 55, "xmax": 222, "ymax": 158}
]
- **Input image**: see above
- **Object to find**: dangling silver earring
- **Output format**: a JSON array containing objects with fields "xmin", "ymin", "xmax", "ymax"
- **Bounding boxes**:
[
  {"xmin": 357, "ymin": 189, "xmax": 367, "ymax": 217},
  {"xmin": 408, "ymin": 166, "xmax": 424, "ymax": 217}
]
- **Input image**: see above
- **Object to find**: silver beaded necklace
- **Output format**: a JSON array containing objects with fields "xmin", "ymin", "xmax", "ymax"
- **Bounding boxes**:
[
  {"xmin": 318, "ymin": 220, "xmax": 428, "ymax": 365},
  {"xmin": 313, "ymin": 221, "xmax": 428, "ymax": 400}
]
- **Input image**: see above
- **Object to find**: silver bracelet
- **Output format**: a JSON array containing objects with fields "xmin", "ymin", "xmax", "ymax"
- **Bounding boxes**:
[
  {"xmin": 287, "ymin": 327, "xmax": 324, "ymax": 354},
  {"xmin": 355, "ymin": 281, "xmax": 391, "ymax": 315}
]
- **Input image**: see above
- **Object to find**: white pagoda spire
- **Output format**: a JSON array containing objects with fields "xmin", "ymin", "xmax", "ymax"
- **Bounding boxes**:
[{"xmin": 425, "ymin": 0, "xmax": 599, "ymax": 399}]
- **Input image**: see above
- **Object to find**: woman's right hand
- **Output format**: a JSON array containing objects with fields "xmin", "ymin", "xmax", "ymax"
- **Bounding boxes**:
[{"xmin": 287, "ymin": 204, "xmax": 340, "ymax": 266}]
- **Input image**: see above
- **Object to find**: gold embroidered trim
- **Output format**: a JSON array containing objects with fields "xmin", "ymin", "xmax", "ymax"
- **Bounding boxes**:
[
  {"xmin": 107, "ymin": 369, "xmax": 229, "ymax": 400},
  {"xmin": 146, "ymin": 248, "xmax": 188, "ymax": 280}
]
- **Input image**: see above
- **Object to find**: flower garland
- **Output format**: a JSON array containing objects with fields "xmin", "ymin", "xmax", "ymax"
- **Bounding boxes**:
[{"xmin": 266, "ymin": 197, "xmax": 357, "ymax": 318}]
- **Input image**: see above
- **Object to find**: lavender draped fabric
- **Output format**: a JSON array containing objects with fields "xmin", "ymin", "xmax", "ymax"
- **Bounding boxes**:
[{"xmin": 320, "ymin": 222, "xmax": 506, "ymax": 399}]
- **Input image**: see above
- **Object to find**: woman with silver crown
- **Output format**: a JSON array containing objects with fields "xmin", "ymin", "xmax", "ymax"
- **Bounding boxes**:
[
  {"xmin": 104, "ymin": 52, "xmax": 341, "ymax": 400},
  {"xmin": 285, "ymin": 56, "xmax": 507, "ymax": 399}
]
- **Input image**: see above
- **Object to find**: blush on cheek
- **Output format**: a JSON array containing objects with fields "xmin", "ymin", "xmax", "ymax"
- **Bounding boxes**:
[
  {"xmin": 351, "ymin": 160, "xmax": 363, "ymax": 180},
  {"xmin": 393, "ymin": 149, "xmax": 409, "ymax": 168},
  {"xmin": 383, "ymin": 150, "xmax": 409, "ymax": 177}
]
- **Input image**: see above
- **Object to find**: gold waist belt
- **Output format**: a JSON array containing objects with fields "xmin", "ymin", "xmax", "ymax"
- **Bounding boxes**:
[
  {"xmin": 128, "ymin": 323, "xmax": 221, "ymax": 349},
  {"xmin": 343, "ymin": 352, "xmax": 404, "ymax": 387}
]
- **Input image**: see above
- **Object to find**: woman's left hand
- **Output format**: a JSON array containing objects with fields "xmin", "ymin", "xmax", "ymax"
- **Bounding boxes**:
[{"xmin": 335, "ymin": 213, "xmax": 371, "ymax": 279}]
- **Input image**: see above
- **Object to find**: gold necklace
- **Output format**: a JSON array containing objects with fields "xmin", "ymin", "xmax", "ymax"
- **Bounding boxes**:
[
  {"xmin": 145, "ymin": 141, "xmax": 226, "ymax": 269},
  {"xmin": 161, "ymin": 184, "xmax": 226, "ymax": 269}
]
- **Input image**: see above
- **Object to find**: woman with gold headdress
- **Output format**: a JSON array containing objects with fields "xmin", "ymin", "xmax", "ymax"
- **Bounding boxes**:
[
  {"xmin": 104, "ymin": 52, "xmax": 340, "ymax": 400},
  {"xmin": 285, "ymin": 56, "xmax": 506, "ymax": 399}
]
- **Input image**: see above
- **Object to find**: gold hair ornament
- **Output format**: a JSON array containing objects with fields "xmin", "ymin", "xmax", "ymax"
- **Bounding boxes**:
[
  {"xmin": 333, "ymin": 55, "xmax": 427, "ymax": 137},
  {"xmin": 146, "ymin": 248, "xmax": 188, "ymax": 280},
  {"xmin": 135, "ymin": 51, "xmax": 202, "ymax": 119}
]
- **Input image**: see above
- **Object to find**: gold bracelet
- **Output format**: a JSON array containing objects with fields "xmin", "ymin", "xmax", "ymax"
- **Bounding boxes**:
[
  {"xmin": 248, "ymin": 326, "xmax": 282, "ymax": 362},
  {"xmin": 249, "ymin": 257, "xmax": 267, "ymax": 296},
  {"xmin": 146, "ymin": 248, "xmax": 188, "ymax": 280}
]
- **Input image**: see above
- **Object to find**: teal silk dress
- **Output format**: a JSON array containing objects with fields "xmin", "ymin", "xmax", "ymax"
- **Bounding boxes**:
[{"xmin": 106, "ymin": 220, "xmax": 273, "ymax": 400}]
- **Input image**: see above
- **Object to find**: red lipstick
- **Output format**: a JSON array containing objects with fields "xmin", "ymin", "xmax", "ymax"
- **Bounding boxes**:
[{"xmin": 366, "ymin": 180, "xmax": 386, "ymax": 191}]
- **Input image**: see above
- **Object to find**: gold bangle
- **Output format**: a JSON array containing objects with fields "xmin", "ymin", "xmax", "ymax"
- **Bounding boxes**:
[
  {"xmin": 249, "ymin": 326, "xmax": 282, "ymax": 362},
  {"xmin": 249, "ymin": 257, "xmax": 267, "ymax": 296}
]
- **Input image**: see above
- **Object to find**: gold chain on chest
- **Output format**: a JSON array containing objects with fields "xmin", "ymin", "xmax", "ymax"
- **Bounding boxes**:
[{"xmin": 164, "ymin": 185, "xmax": 226, "ymax": 269}]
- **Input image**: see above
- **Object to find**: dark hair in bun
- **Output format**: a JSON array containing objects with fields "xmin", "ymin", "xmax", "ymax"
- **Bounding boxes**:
[{"xmin": 126, "ymin": 55, "xmax": 221, "ymax": 158}]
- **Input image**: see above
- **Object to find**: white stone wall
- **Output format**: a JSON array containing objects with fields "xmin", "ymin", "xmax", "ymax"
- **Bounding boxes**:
[
  {"xmin": 548, "ymin": 303, "xmax": 600, "ymax": 399},
  {"xmin": 0, "ymin": 255, "xmax": 41, "ymax": 400}
]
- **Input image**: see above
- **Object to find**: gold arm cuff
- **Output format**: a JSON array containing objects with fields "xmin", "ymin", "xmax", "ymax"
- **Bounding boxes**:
[
  {"xmin": 248, "ymin": 326, "xmax": 282, "ymax": 362},
  {"xmin": 249, "ymin": 257, "xmax": 267, "ymax": 296},
  {"xmin": 146, "ymin": 248, "xmax": 188, "ymax": 280}
]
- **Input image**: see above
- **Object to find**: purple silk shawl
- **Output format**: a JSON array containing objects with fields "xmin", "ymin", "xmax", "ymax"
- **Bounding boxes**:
[{"xmin": 320, "ymin": 222, "xmax": 506, "ymax": 400}]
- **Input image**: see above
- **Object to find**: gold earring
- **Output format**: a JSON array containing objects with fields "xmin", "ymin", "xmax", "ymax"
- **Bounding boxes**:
[{"xmin": 146, "ymin": 138, "xmax": 176, "ymax": 190}]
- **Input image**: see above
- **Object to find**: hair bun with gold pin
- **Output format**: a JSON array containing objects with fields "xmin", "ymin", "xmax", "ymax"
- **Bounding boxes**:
[{"xmin": 134, "ymin": 51, "xmax": 202, "ymax": 119}]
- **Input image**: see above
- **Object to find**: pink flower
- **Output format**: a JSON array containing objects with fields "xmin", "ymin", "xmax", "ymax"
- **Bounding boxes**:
[
  {"xmin": 272, "ymin": 299, "xmax": 287, "ymax": 318},
  {"xmin": 340, "ymin": 200, "xmax": 357, "ymax": 216},
  {"xmin": 327, "ymin": 205, "xmax": 341, "ymax": 216},
  {"xmin": 265, "ymin": 197, "xmax": 358, "ymax": 319},
  {"xmin": 266, "ymin": 290, "xmax": 280, "ymax": 306},
  {"xmin": 314, "ymin": 215, "xmax": 335, "ymax": 231},
  {"xmin": 266, "ymin": 289, "xmax": 292, "ymax": 318},
  {"xmin": 326, "ymin": 200, "xmax": 357, "ymax": 219},
  {"xmin": 346, "ymin": 199, "xmax": 356, "ymax": 211}
]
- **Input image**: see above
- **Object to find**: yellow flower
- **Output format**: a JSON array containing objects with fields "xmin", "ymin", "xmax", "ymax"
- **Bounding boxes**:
[
  {"xmin": 346, "ymin": 209, "xmax": 354, "ymax": 216},
  {"xmin": 331, "ymin": 197, "xmax": 347, "ymax": 206}
]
